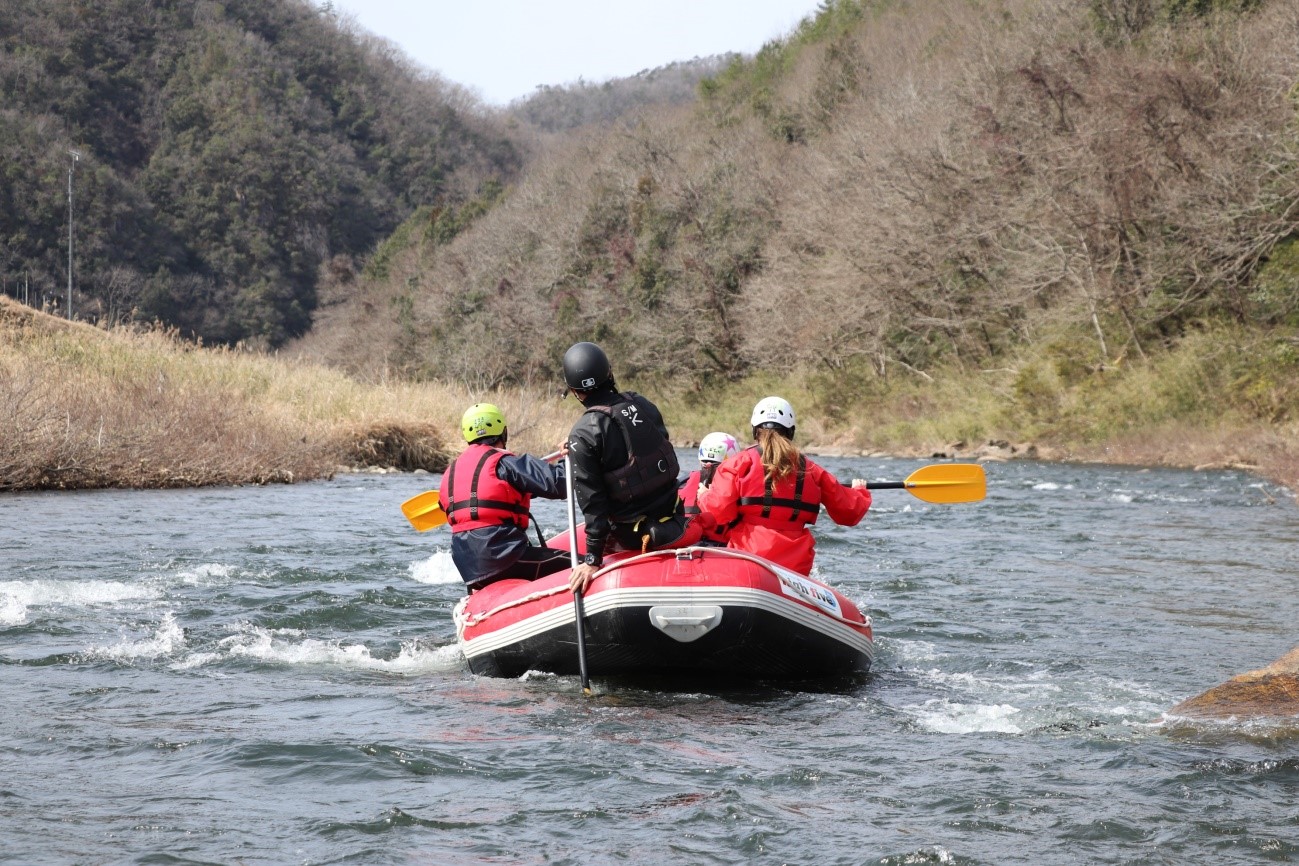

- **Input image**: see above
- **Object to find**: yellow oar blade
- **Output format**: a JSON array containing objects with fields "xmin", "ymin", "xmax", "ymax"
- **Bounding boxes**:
[
  {"xmin": 902, "ymin": 463, "xmax": 986, "ymax": 504},
  {"xmin": 401, "ymin": 489, "xmax": 447, "ymax": 531}
]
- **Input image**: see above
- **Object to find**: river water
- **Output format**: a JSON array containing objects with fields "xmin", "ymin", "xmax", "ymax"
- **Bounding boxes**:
[{"xmin": 2, "ymin": 455, "xmax": 1297, "ymax": 865}]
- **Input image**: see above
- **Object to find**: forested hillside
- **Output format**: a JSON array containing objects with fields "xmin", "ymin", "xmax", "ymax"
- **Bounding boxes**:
[
  {"xmin": 0, "ymin": 0, "xmax": 520, "ymax": 346},
  {"xmin": 508, "ymin": 55, "xmax": 737, "ymax": 133},
  {"xmin": 300, "ymin": 0, "xmax": 1299, "ymax": 448}
]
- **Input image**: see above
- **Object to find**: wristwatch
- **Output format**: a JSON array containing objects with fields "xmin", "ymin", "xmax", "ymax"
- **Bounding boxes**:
[{"xmin": 582, "ymin": 553, "xmax": 599, "ymax": 566}]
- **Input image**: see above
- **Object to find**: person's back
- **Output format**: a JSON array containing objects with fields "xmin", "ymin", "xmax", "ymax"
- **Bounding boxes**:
[
  {"xmin": 703, "ymin": 397, "xmax": 870, "ymax": 575},
  {"xmin": 680, "ymin": 431, "xmax": 740, "ymax": 546},
  {"xmin": 569, "ymin": 388, "xmax": 679, "ymax": 527},
  {"xmin": 437, "ymin": 403, "xmax": 569, "ymax": 591},
  {"xmin": 561, "ymin": 342, "xmax": 709, "ymax": 593}
]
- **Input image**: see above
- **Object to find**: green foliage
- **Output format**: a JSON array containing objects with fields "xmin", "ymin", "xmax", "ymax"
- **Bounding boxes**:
[
  {"xmin": 1164, "ymin": 0, "xmax": 1262, "ymax": 18},
  {"xmin": 1227, "ymin": 337, "xmax": 1299, "ymax": 422},
  {"xmin": 0, "ymin": 0, "xmax": 519, "ymax": 345},
  {"xmin": 365, "ymin": 180, "xmax": 502, "ymax": 284},
  {"xmin": 1091, "ymin": 0, "xmax": 1262, "ymax": 41},
  {"xmin": 365, "ymin": 207, "xmax": 432, "ymax": 281},
  {"xmin": 428, "ymin": 180, "xmax": 506, "ymax": 245},
  {"xmin": 1251, "ymin": 235, "xmax": 1299, "ymax": 326},
  {"xmin": 1012, "ymin": 362, "xmax": 1064, "ymax": 421},
  {"xmin": 698, "ymin": 0, "xmax": 870, "ymax": 134}
]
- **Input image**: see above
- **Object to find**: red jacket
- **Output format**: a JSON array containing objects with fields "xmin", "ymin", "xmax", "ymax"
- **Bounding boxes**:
[
  {"xmin": 680, "ymin": 470, "xmax": 731, "ymax": 545},
  {"xmin": 438, "ymin": 444, "xmax": 530, "ymax": 531},
  {"xmin": 702, "ymin": 447, "xmax": 871, "ymax": 575}
]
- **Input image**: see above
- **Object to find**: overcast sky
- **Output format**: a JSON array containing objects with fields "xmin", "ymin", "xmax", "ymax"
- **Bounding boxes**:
[{"xmin": 326, "ymin": 0, "xmax": 823, "ymax": 105}]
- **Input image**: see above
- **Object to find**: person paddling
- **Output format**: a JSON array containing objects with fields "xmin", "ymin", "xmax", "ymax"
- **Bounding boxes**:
[
  {"xmin": 438, "ymin": 403, "xmax": 570, "ymax": 592},
  {"xmin": 680, "ymin": 431, "xmax": 740, "ymax": 546},
  {"xmin": 561, "ymin": 341, "xmax": 709, "ymax": 593},
  {"xmin": 701, "ymin": 397, "xmax": 871, "ymax": 576}
]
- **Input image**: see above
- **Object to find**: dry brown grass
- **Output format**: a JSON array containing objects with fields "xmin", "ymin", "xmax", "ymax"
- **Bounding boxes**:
[
  {"xmin": 1065, "ymin": 424, "xmax": 1299, "ymax": 493},
  {"xmin": 0, "ymin": 298, "xmax": 573, "ymax": 490}
]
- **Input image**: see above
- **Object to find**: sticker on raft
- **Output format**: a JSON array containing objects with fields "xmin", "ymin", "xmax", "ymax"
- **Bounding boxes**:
[{"xmin": 776, "ymin": 570, "xmax": 842, "ymax": 617}]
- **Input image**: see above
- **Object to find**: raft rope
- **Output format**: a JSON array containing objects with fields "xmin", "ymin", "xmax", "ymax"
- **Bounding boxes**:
[{"xmin": 455, "ymin": 548, "xmax": 872, "ymax": 631}]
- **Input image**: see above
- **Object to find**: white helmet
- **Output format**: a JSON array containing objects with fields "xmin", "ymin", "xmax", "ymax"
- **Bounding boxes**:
[
  {"xmin": 750, "ymin": 396, "xmax": 796, "ymax": 431},
  {"xmin": 698, "ymin": 432, "xmax": 740, "ymax": 465}
]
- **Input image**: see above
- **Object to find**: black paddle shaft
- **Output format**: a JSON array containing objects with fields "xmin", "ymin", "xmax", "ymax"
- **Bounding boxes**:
[{"xmin": 838, "ymin": 479, "xmax": 907, "ymax": 489}]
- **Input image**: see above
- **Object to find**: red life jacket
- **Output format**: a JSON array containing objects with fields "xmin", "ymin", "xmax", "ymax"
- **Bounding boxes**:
[
  {"xmin": 682, "ymin": 468, "xmax": 730, "ymax": 544},
  {"xmin": 439, "ymin": 444, "xmax": 530, "ymax": 532},
  {"xmin": 733, "ymin": 447, "xmax": 822, "ymax": 529},
  {"xmin": 681, "ymin": 471, "xmax": 703, "ymax": 515}
]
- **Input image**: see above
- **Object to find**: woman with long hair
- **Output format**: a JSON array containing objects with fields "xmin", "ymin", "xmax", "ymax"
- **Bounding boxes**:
[{"xmin": 701, "ymin": 397, "xmax": 871, "ymax": 575}]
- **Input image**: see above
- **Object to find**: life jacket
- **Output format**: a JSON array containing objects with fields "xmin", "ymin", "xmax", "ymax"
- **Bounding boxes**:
[
  {"xmin": 733, "ymin": 447, "xmax": 822, "ymax": 529},
  {"xmin": 681, "ymin": 469, "xmax": 731, "ymax": 545},
  {"xmin": 584, "ymin": 393, "xmax": 680, "ymax": 506},
  {"xmin": 440, "ymin": 444, "xmax": 530, "ymax": 532},
  {"xmin": 681, "ymin": 471, "xmax": 703, "ymax": 516}
]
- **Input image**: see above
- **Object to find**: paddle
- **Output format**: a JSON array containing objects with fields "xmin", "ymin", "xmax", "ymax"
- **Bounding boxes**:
[
  {"xmin": 862, "ymin": 463, "xmax": 986, "ymax": 504},
  {"xmin": 400, "ymin": 449, "xmax": 564, "ymax": 532},
  {"xmin": 565, "ymin": 451, "xmax": 592, "ymax": 695},
  {"xmin": 400, "ymin": 489, "xmax": 447, "ymax": 531}
]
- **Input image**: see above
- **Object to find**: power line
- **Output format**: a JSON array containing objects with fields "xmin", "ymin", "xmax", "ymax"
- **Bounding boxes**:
[{"xmin": 67, "ymin": 148, "xmax": 81, "ymax": 321}]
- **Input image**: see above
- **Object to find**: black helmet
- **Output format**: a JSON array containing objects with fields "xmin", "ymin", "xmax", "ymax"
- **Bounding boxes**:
[{"xmin": 563, "ymin": 341, "xmax": 612, "ymax": 391}]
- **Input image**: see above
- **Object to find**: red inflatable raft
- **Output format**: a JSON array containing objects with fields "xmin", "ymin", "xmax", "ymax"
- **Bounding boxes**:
[{"xmin": 453, "ymin": 544, "xmax": 874, "ymax": 681}]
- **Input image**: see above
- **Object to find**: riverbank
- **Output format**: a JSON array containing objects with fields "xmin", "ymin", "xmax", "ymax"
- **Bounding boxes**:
[
  {"xmin": 0, "ymin": 298, "xmax": 528, "ymax": 490},
  {"xmin": 4, "ymin": 298, "xmax": 1297, "ymax": 493}
]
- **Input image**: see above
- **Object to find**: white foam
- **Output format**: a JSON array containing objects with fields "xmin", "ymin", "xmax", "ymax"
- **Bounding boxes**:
[
  {"xmin": 176, "ymin": 624, "xmax": 463, "ymax": 674},
  {"xmin": 1032, "ymin": 481, "xmax": 1070, "ymax": 491},
  {"xmin": 519, "ymin": 669, "xmax": 559, "ymax": 681},
  {"xmin": 918, "ymin": 667, "xmax": 1063, "ymax": 698},
  {"xmin": 175, "ymin": 563, "xmax": 236, "ymax": 585},
  {"xmin": 913, "ymin": 700, "xmax": 1024, "ymax": 734},
  {"xmin": 1110, "ymin": 493, "xmax": 1134, "ymax": 503},
  {"xmin": 894, "ymin": 848, "xmax": 956, "ymax": 865},
  {"xmin": 0, "ymin": 579, "xmax": 161, "ymax": 626},
  {"xmin": 84, "ymin": 612, "xmax": 187, "ymax": 661},
  {"xmin": 407, "ymin": 550, "xmax": 461, "ymax": 585},
  {"xmin": 0, "ymin": 594, "xmax": 26, "ymax": 627},
  {"xmin": 891, "ymin": 639, "xmax": 942, "ymax": 664}
]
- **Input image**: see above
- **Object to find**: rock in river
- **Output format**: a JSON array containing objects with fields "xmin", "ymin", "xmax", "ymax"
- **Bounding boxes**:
[{"xmin": 1169, "ymin": 646, "xmax": 1299, "ymax": 720}]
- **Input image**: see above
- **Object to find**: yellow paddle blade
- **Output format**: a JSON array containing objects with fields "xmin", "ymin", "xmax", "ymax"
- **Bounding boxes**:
[
  {"xmin": 902, "ymin": 463, "xmax": 986, "ymax": 504},
  {"xmin": 401, "ymin": 489, "xmax": 447, "ymax": 531}
]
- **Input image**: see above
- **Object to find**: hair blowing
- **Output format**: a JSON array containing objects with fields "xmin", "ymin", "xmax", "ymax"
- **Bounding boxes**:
[{"xmin": 755, "ymin": 427, "xmax": 800, "ymax": 483}]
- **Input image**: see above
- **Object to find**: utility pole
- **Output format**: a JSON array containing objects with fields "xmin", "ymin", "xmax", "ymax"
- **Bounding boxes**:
[{"xmin": 67, "ymin": 149, "xmax": 81, "ymax": 320}]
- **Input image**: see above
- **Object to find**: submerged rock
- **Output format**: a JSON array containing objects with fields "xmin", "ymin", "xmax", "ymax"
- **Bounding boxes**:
[{"xmin": 1169, "ymin": 646, "xmax": 1299, "ymax": 720}]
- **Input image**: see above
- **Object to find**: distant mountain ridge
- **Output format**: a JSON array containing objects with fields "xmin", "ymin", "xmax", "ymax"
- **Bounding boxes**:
[{"xmin": 508, "ymin": 55, "xmax": 739, "ymax": 133}]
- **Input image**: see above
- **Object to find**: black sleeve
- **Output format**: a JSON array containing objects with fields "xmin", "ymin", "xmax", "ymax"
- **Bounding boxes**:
[
  {"xmin": 496, "ymin": 453, "xmax": 566, "ymax": 499},
  {"xmin": 569, "ymin": 415, "xmax": 612, "ymax": 565}
]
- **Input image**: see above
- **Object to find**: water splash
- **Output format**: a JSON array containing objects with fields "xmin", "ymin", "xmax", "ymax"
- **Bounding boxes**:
[
  {"xmin": 83, "ymin": 612, "xmax": 186, "ymax": 661},
  {"xmin": 913, "ymin": 700, "xmax": 1024, "ymax": 734},
  {"xmin": 176, "ymin": 623, "xmax": 463, "ymax": 674},
  {"xmin": 0, "ymin": 578, "xmax": 161, "ymax": 626},
  {"xmin": 407, "ymin": 550, "xmax": 460, "ymax": 585}
]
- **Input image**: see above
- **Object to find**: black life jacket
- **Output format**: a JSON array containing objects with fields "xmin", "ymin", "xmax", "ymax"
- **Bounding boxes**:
[{"xmin": 584, "ymin": 393, "xmax": 680, "ymax": 506}]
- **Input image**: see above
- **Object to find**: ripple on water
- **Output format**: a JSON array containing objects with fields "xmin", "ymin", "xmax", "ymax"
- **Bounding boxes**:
[{"xmin": 2, "ymin": 465, "xmax": 1298, "ymax": 865}]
